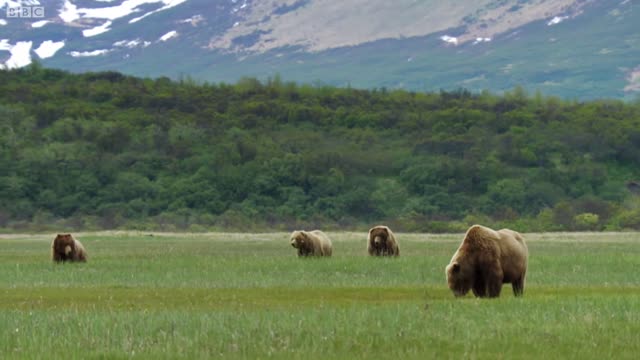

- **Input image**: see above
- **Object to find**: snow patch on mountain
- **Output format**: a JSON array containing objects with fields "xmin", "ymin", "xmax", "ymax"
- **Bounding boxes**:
[
  {"xmin": 58, "ymin": 0, "xmax": 188, "ymax": 24},
  {"xmin": 83, "ymin": 20, "xmax": 113, "ymax": 37},
  {"xmin": 159, "ymin": 30, "xmax": 177, "ymax": 41},
  {"xmin": 129, "ymin": 0, "xmax": 188, "ymax": 23},
  {"xmin": 440, "ymin": 35, "xmax": 458, "ymax": 45},
  {"xmin": 58, "ymin": 0, "xmax": 79, "ymax": 22},
  {"xmin": 0, "ymin": 41, "xmax": 32, "ymax": 69},
  {"xmin": 625, "ymin": 65, "xmax": 640, "ymax": 93},
  {"xmin": 69, "ymin": 49, "xmax": 111, "ymax": 57},
  {"xmin": 473, "ymin": 37, "xmax": 492, "ymax": 45},
  {"xmin": 179, "ymin": 14, "xmax": 203, "ymax": 26},
  {"xmin": 0, "ymin": 1, "xmax": 32, "ymax": 9},
  {"xmin": 231, "ymin": 0, "xmax": 249, "ymax": 14},
  {"xmin": 31, "ymin": 20, "xmax": 49, "ymax": 28},
  {"xmin": 34, "ymin": 40, "xmax": 65, "ymax": 59},
  {"xmin": 547, "ymin": 15, "xmax": 568, "ymax": 25},
  {"xmin": 114, "ymin": 39, "xmax": 151, "ymax": 48},
  {"xmin": 0, "ymin": 19, "xmax": 7, "ymax": 26}
]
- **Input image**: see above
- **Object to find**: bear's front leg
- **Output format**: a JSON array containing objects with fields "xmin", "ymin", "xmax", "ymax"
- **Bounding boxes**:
[
  {"xmin": 472, "ymin": 275, "xmax": 487, "ymax": 297},
  {"xmin": 486, "ymin": 273, "xmax": 503, "ymax": 298}
]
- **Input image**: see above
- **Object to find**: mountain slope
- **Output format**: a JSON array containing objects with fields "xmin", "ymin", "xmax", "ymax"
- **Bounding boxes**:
[
  {"xmin": 209, "ymin": 0, "xmax": 587, "ymax": 52},
  {"xmin": 0, "ymin": 0, "xmax": 638, "ymax": 99}
]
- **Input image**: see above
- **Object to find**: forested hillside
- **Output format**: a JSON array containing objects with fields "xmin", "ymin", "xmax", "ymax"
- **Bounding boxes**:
[{"xmin": 2, "ymin": 64, "xmax": 640, "ymax": 232}]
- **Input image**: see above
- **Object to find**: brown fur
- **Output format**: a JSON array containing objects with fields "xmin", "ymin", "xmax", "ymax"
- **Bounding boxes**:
[
  {"xmin": 51, "ymin": 234, "xmax": 87, "ymax": 263},
  {"xmin": 289, "ymin": 230, "xmax": 333, "ymax": 257},
  {"xmin": 367, "ymin": 225, "xmax": 399, "ymax": 256},
  {"xmin": 445, "ymin": 225, "xmax": 527, "ymax": 298}
]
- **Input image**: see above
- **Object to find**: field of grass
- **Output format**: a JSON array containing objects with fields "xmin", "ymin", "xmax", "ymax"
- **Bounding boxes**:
[{"xmin": 1, "ymin": 231, "xmax": 640, "ymax": 359}]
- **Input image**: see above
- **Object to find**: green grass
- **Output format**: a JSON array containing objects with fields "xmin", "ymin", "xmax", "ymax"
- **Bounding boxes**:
[{"xmin": 1, "ymin": 232, "xmax": 640, "ymax": 359}]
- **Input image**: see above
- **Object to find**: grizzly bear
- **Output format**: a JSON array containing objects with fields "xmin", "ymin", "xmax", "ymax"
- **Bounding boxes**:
[
  {"xmin": 51, "ymin": 234, "xmax": 87, "ymax": 263},
  {"xmin": 367, "ymin": 225, "xmax": 399, "ymax": 256},
  {"xmin": 289, "ymin": 230, "xmax": 333, "ymax": 257},
  {"xmin": 445, "ymin": 224, "xmax": 527, "ymax": 298}
]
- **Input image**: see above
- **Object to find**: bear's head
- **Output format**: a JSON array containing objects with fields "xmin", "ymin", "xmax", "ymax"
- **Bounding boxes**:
[
  {"xmin": 446, "ymin": 261, "xmax": 472, "ymax": 297},
  {"xmin": 53, "ymin": 234, "xmax": 75, "ymax": 255},
  {"xmin": 290, "ymin": 231, "xmax": 307, "ymax": 249},
  {"xmin": 369, "ymin": 226, "xmax": 389, "ymax": 247}
]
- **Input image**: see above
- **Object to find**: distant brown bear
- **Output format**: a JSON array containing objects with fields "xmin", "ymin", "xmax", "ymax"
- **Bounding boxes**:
[
  {"xmin": 289, "ymin": 230, "xmax": 333, "ymax": 257},
  {"xmin": 367, "ymin": 225, "xmax": 399, "ymax": 256},
  {"xmin": 51, "ymin": 234, "xmax": 87, "ymax": 263},
  {"xmin": 445, "ymin": 224, "xmax": 527, "ymax": 298}
]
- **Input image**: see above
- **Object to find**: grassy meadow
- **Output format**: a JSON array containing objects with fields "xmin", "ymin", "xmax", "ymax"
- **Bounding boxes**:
[{"xmin": 1, "ymin": 231, "xmax": 640, "ymax": 359}]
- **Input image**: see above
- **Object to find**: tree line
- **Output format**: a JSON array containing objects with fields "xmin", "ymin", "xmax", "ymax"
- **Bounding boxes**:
[{"xmin": 1, "ymin": 64, "xmax": 640, "ymax": 232}]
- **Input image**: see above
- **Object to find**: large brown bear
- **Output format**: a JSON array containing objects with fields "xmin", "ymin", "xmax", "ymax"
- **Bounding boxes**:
[
  {"xmin": 445, "ymin": 224, "xmax": 527, "ymax": 298},
  {"xmin": 289, "ymin": 230, "xmax": 333, "ymax": 257},
  {"xmin": 51, "ymin": 233, "xmax": 87, "ymax": 263},
  {"xmin": 367, "ymin": 225, "xmax": 399, "ymax": 256}
]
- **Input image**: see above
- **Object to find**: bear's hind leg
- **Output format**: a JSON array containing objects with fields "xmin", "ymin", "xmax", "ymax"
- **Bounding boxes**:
[{"xmin": 512, "ymin": 277, "xmax": 525, "ymax": 297}]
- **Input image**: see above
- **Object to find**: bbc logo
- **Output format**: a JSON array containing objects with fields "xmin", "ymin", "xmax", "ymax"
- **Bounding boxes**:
[{"xmin": 6, "ymin": 6, "xmax": 45, "ymax": 18}]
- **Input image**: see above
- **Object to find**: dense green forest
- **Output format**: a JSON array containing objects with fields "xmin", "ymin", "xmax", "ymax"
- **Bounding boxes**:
[{"xmin": 1, "ymin": 64, "xmax": 640, "ymax": 232}]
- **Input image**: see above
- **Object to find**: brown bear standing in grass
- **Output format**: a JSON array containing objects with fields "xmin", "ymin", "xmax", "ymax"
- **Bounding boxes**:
[
  {"xmin": 445, "ymin": 224, "xmax": 527, "ymax": 298},
  {"xmin": 51, "ymin": 234, "xmax": 87, "ymax": 263},
  {"xmin": 367, "ymin": 225, "xmax": 399, "ymax": 256},
  {"xmin": 289, "ymin": 230, "xmax": 333, "ymax": 257}
]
